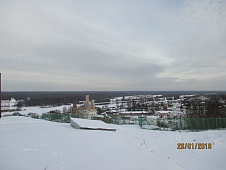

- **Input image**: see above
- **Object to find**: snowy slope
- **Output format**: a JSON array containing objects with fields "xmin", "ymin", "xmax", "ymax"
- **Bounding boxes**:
[
  {"xmin": 0, "ymin": 116, "xmax": 225, "ymax": 170},
  {"xmin": 2, "ymin": 105, "xmax": 72, "ymax": 116}
]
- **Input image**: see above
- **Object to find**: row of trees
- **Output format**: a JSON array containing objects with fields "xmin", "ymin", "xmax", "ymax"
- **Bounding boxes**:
[
  {"xmin": 2, "ymin": 91, "xmax": 147, "ymax": 107},
  {"xmin": 155, "ymin": 117, "xmax": 226, "ymax": 130},
  {"xmin": 185, "ymin": 96, "xmax": 226, "ymax": 118}
]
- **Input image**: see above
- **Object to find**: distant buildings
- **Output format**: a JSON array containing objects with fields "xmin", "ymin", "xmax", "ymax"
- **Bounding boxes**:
[
  {"xmin": 163, "ymin": 97, "xmax": 168, "ymax": 110},
  {"xmin": 71, "ymin": 95, "xmax": 97, "ymax": 119},
  {"xmin": 1, "ymin": 98, "xmax": 18, "ymax": 107},
  {"xmin": 155, "ymin": 98, "xmax": 186, "ymax": 118}
]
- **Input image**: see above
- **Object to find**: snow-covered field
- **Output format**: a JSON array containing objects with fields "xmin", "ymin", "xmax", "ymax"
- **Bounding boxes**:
[
  {"xmin": 2, "ymin": 105, "xmax": 72, "ymax": 116},
  {"xmin": 0, "ymin": 116, "xmax": 225, "ymax": 170}
]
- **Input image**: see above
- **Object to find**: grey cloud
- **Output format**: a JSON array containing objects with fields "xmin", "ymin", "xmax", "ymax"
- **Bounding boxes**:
[{"xmin": 1, "ymin": 0, "xmax": 226, "ymax": 91}]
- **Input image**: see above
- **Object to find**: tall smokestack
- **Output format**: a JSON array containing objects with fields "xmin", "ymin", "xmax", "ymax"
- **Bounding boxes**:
[{"xmin": 0, "ymin": 73, "xmax": 1, "ymax": 118}]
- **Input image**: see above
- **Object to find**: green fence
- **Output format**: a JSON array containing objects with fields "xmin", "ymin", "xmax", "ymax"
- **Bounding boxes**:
[
  {"xmin": 139, "ymin": 117, "xmax": 226, "ymax": 131},
  {"xmin": 41, "ymin": 113, "xmax": 70, "ymax": 123}
]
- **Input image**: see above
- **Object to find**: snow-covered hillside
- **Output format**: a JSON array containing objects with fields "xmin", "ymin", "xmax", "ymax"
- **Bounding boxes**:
[
  {"xmin": 0, "ymin": 116, "xmax": 225, "ymax": 170},
  {"xmin": 2, "ymin": 105, "xmax": 72, "ymax": 116}
]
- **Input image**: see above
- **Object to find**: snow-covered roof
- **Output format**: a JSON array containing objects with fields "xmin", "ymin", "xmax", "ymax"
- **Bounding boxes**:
[
  {"xmin": 119, "ymin": 111, "xmax": 149, "ymax": 114},
  {"xmin": 70, "ymin": 118, "xmax": 116, "ymax": 131},
  {"xmin": 156, "ymin": 111, "xmax": 172, "ymax": 114}
]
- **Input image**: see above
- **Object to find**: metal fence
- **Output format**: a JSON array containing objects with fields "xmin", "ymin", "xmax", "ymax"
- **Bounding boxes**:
[
  {"xmin": 35, "ymin": 113, "xmax": 226, "ymax": 131},
  {"xmin": 41, "ymin": 113, "xmax": 70, "ymax": 122},
  {"xmin": 139, "ymin": 117, "xmax": 226, "ymax": 131}
]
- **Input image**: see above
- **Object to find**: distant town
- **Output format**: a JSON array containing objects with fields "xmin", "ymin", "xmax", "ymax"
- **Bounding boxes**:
[{"xmin": 1, "ymin": 91, "xmax": 226, "ymax": 130}]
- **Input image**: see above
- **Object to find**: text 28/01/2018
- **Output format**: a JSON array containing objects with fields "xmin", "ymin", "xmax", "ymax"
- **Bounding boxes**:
[{"xmin": 177, "ymin": 143, "xmax": 212, "ymax": 149}]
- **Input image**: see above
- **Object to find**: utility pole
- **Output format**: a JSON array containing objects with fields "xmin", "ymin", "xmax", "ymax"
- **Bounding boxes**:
[{"xmin": 0, "ymin": 73, "xmax": 1, "ymax": 118}]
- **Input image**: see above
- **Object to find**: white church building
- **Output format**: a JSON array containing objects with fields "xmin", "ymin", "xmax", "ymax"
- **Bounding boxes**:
[
  {"xmin": 155, "ymin": 97, "xmax": 186, "ymax": 118},
  {"xmin": 1, "ymin": 98, "xmax": 18, "ymax": 107},
  {"xmin": 71, "ymin": 95, "xmax": 97, "ymax": 119}
]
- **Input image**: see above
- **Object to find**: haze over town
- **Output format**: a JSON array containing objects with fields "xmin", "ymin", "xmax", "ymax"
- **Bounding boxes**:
[{"xmin": 1, "ymin": 0, "xmax": 226, "ymax": 91}]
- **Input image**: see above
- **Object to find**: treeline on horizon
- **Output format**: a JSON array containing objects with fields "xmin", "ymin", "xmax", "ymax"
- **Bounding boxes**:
[
  {"xmin": 2, "ymin": 90, "xmax": 226, "ymax": 106},
  {"xmin": 2, "ymin": 91, "xmax": 226, "ymax": 118}
]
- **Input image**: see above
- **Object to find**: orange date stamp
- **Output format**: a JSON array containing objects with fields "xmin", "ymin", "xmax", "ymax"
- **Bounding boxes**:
[{"xmin": 177, "ymin": 143, "xmax": 212, "ymax": 149}]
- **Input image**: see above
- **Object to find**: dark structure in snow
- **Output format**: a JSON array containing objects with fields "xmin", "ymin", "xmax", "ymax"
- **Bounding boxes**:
[
  {"xmin": 70, "ymin": 118, "xmax": 116, "ymax": 131},
  {"xmin": 12, "ymin": 112, "xmax": 23, "ymax": 116}
]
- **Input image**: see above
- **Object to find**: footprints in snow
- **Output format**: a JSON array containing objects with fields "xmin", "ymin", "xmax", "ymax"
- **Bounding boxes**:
[{"xmin": 23, "ymin": 148, "xmax": 39, "ymax": 151}]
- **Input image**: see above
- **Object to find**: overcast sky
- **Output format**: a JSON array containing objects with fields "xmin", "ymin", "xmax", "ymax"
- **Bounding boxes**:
[{"xmin": 1, "ymin": 0, "xmax": 226, "ymax": 91}]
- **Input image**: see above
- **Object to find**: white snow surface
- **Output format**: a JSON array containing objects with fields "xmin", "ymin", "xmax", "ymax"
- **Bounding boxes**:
[
  {"xmin": 70, "ymin": 118, "xmax": 116, "ymax": 130},
  {"xmin": 2, "ymin": 105, "xmax": 72, "ymax": 116},
  {"xmin": 0, "ymin": 116, "xmax": 226, "ymax": 170}
]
